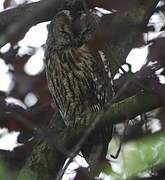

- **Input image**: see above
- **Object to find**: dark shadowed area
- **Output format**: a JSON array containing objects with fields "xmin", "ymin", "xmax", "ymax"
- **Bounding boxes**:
[{"xmin": 0, "ymin": 0, "xmax": 165, "ymax": 180}]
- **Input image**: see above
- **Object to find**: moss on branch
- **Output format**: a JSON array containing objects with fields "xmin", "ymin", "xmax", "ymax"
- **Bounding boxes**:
[
  {"xmin": 18, "ymin": 92, "xmax": 165, "ymax": 179},
  {"xmin": 2, "ymin": 0, "xmax": 160, "ymax": 179}
]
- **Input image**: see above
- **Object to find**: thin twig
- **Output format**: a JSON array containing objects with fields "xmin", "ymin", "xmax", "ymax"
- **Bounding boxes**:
[{"xmin": 55, "ymin": 62, "xmax": 161, "ymax": 179}]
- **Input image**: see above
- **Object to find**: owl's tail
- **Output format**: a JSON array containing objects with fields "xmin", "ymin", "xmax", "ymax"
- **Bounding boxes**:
[{"xmin": 81, "ymin": 125, "xmax": 113, "ymax": 177}]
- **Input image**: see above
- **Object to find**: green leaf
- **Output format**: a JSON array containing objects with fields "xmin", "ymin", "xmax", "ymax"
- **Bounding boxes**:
[{"xmin": 106, "ymin": 132, "xmax": 165, "ymax": 179}]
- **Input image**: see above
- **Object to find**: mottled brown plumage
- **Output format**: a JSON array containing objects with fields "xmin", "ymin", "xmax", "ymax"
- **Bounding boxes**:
[{"xmin": 45, "ymin": 10, "xmax": 113, "ymax": 168}]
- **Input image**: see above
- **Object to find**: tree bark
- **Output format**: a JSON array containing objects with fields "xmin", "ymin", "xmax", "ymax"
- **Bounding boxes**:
[
  {"xmin": 102, "ymin": 0, "xmax": 160, "ymax": 77},
  {"xmin": 0, "ymin": 0, "xmax": 160, "ymax": 179},
  {"xmin": 17, "ymin": 92, "xmax": 165, "ymax": 180}
]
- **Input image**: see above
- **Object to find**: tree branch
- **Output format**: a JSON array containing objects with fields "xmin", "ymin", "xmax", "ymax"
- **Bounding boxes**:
[
  {"xmin": 0, "ymin": 0, "xmax": 63, "ymax": 46},
  {"xmin": 0, "ymin": 0, "xmax": 160, "ymax": 48},
  {"xmin": 0, "ymin": 0, "xmax": 94, "ymax": 47},
  {"xmin": 103, "ymin": 0, "xmax": 160, "ymax": 77},
  {"xmin": 17, "ymin": 92, "xmax": 165, "ymax": 180},
  {"xmin": 12, "ymin": 1, "xmax": 162, "ymax": 179}
]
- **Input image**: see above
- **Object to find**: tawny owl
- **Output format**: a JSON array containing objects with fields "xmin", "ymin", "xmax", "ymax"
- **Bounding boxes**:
[{"xmin": 45, "ymin": 10, "xmax": 113, "ymax": 168}]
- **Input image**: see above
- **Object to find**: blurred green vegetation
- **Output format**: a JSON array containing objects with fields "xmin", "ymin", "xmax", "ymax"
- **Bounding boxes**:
[
  {"xmin": 0, "ymin": 160, "xmax": 9, "ymax": 179},
  {"xmin": 106, "ymin": 131, "xmax": 165, "ymax": 179}
]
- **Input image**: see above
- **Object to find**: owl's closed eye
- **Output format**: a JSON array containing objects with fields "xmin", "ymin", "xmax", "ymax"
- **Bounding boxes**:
[{"xmin": 47, "ymin": 10, "xmax": 97, "ymax": 49}]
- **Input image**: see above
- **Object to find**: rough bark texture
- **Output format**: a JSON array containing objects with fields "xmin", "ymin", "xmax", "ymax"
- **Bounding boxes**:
[
  {"xmin": 17, "ymin": 92, "xmax": 165, "ymax": 180},
  {"xmin": 0, "ymin": 0, "xmax": 161, "ymax": 179},
  {"xmin": 0, "ymin": 0, "xmax": 94, "ymax": 47},
  {"xmin": 17, "ymin": 112, "xmax": 67, "ymax": 180}
]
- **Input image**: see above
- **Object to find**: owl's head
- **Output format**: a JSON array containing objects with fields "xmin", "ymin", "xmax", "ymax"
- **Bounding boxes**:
[
  {"xmin": 47, "ymin": 10, "xmax": 97, "ymax": 49},
  {"xmin": 78, "ymin": 12, "xmax": 97, "ymax": 44},
  {"xmin": 47, "ymin": 10, "xmax": 74, "ymax": 49}
]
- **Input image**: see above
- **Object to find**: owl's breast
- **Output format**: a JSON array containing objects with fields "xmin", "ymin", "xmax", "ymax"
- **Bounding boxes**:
[{"xmin": 45, "ymin": 45, "xmax": 108, "ymax": 125}]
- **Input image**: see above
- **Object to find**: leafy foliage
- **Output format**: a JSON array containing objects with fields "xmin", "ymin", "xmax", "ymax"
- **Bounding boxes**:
[{"xmin": 0, "ymin": 0, "xmax": 165, "ymax": 179}]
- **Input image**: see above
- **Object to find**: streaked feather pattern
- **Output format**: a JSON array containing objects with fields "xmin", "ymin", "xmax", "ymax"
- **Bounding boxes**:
[{"xmin": 45, "ymin": 10, "xmax": 113, "ymax": 167}]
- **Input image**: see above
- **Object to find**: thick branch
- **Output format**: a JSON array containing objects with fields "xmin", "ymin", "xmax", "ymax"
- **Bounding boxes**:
[
  {"xmin": 70, "ymin": 92, "xmax": 165, "ymax": 136},
  {"xmin": 102, "ymin": 92, "xmax": 164, "ymax": 125},
  {"xmin": 0, "ymin": 0, "xmax": 93, "ymax": 33},
  {"xmin": 0, "ymin": 0, "xmax": 63, "ymax": 46},
  {"xmin": 17, "ymin": 92, "xmax": 165, "ymax": 180},
  {"xmin": 0, "ymin": 0, "xmax": 160, "ymax": 48},
  {"xmin": 0, "ymin": 0, "xmax": 94, "ymax": 47},
  {"xmin": 103, "ymin": 0, "xmax": 160, "ymax": 77},
  {"xmin": 14, "ymin": 1, "xmax": 162, "ymax": 179}
]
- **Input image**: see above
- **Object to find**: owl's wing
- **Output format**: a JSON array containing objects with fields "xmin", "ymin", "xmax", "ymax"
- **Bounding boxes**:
[{"xmin": 90, "ymin": 49, "xmax": 113, "ymax": 107}]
